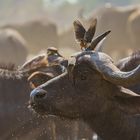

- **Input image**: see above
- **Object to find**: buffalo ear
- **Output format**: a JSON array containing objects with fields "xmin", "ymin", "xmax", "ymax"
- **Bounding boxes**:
[
  {"xmin": 115, "ymin": 93, "xmax": 140, "ymax": 115},
  {"xmin": 20, "ymin": 55, "xmax": 46, "ymax": 71},
  {"xmin": 28, "ymin": 71, "xmax": 53, "ymax": 89}
]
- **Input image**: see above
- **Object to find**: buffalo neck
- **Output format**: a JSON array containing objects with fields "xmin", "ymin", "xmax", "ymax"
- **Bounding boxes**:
[
  {"xmin": 83, "ymin": 84, "xmax": 139, "ymax": 140},
  {"xmin": 84, "ymin": 109, "xmax": 139, "ymax": 140}
]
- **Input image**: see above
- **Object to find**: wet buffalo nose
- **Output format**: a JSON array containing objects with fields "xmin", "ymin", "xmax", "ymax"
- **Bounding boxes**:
[{"xmin": 30, "ymin": 89, "xmax": 47, "ymax": 102}]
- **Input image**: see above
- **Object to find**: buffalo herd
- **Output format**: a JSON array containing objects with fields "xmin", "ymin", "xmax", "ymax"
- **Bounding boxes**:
[{"xmin": 1, "ymin": 4, "xmax": 140, "ymax": 140}]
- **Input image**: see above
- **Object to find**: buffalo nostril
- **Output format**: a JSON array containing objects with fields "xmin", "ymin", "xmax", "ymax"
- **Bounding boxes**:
[{"xmin": 30, "ymin": 89, "xmax": 47, "ymax": 103}]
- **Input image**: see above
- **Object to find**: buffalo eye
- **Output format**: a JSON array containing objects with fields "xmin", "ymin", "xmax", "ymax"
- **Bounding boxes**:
[{"xmin": 80, "ymin": 71, "xmax": 88, "ymax": 80}]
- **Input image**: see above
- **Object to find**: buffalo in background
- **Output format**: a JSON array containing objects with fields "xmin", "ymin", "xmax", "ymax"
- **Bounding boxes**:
[
  {"xmin": 1, "ymin": 18, "xmax": 58, "ymax": 54},
  {"xmin": 0, "ymin": 28, "xmax": 28, "ymax": 66},
  {"xmin": 127, "ymin": 8, "xmax": 140, "ymax": 52}
]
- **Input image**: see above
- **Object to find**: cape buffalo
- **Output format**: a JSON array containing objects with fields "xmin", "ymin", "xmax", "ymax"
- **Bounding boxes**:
[{"xmin": 30, "ymin": 20, "xmax": 140, "ymax": 140}]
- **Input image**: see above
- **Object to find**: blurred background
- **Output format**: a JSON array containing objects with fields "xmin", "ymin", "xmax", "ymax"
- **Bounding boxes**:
[
  {"xmin": 0, "ymin": 0, "xmax": 139, "ymax": 27},
  {"xmin": 0, "ymin": 0, "xmax": 140, "ymax": 64}
]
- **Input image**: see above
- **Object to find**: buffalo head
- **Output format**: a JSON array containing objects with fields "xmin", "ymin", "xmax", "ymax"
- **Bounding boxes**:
[{"xmin": 30, "ymin": 49, "xmax": 140, "ymax": 116}]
